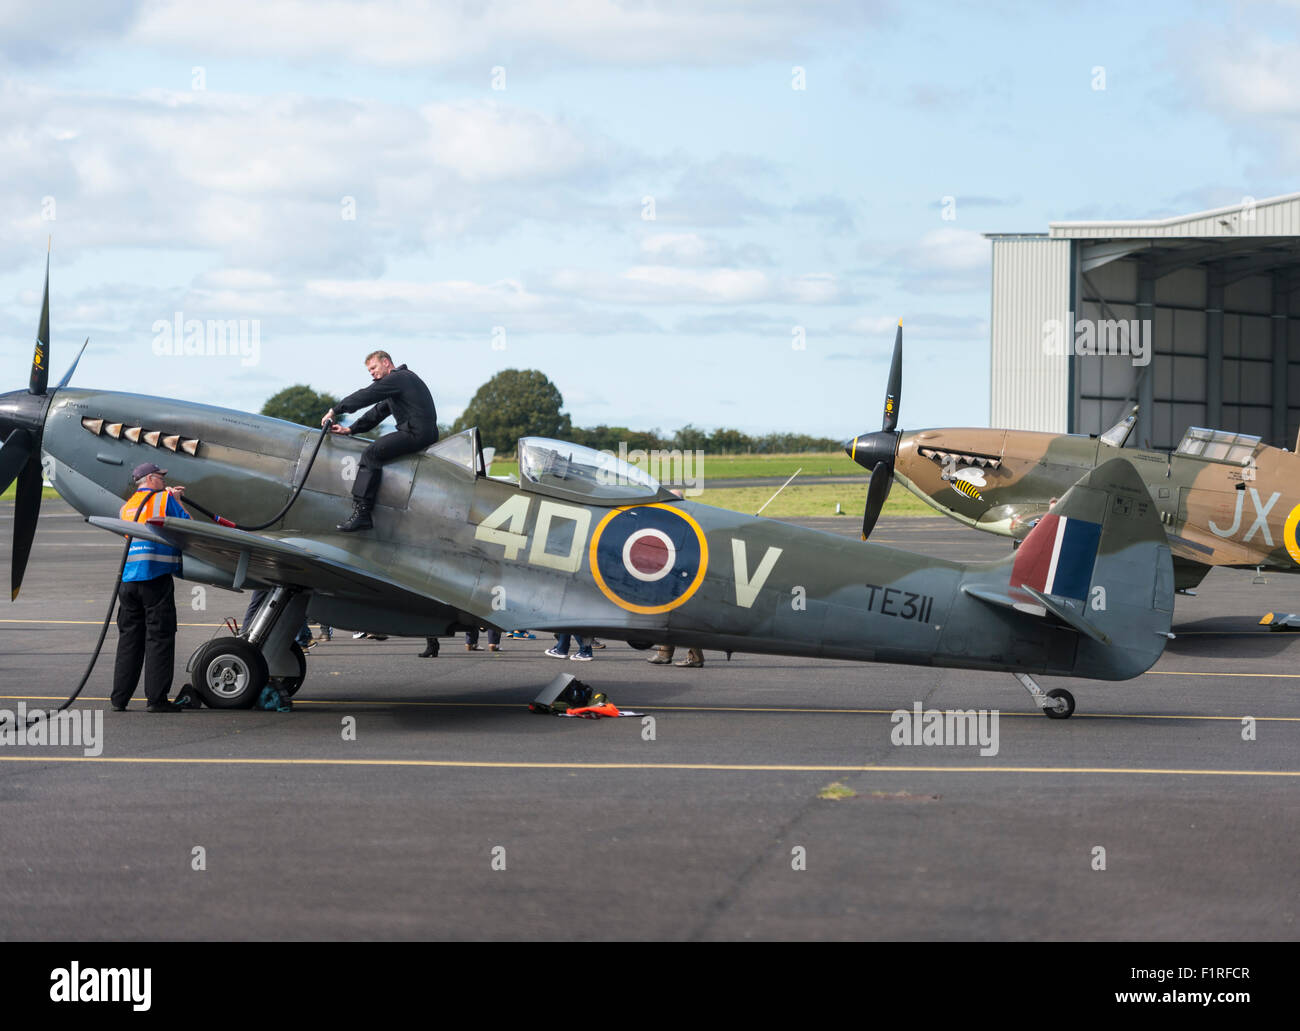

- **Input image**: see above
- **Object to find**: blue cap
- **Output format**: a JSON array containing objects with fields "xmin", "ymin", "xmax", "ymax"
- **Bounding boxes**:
[{"xmin": 132, "ymin": 462, "xmax": 167, "ymax": 482}]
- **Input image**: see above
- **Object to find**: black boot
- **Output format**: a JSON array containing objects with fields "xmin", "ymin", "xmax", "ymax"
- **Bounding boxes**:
[
  {"xmin": 337, "ymin": 499, "xmax": 374, "ymax": 532},
  {"xmin": 418, "ymin": 637, "xmax": 439, "ymax": 658}
]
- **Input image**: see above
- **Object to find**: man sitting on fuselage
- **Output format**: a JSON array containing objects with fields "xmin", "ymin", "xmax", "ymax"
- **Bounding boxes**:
[{"xmin": 323, "ymin": 350, "xmax": 438, "ymax": 532}]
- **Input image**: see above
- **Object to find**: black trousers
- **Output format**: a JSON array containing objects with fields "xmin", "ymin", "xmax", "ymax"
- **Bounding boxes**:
[
  {"xmin": 112, "ymin": 575, "xmax": 178, "ymax": 707},
  {"xmin": 353, "ymin": 430, "xmax": 437, "ymax": 504}
]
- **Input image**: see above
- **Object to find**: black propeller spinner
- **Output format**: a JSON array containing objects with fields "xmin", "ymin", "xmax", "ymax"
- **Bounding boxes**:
[
  {"xmin": 845, "ymin": 321, "xmax": 902, "ymax": 540},
  {"xmin": 0, "ymin": 251, "xmax": 79, "ymax": 600}
]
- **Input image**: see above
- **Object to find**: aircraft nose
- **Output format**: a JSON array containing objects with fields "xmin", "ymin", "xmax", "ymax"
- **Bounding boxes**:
[
  {"xmin": 845, "ymin": 430, "xmax": 898, "ymax": 472},
  {"xmin": 0, "ymin": 389, "xmax": 46, "ymax": 437}
]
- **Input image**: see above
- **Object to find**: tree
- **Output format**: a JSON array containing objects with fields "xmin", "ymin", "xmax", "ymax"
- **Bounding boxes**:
[
  {"xmin": 261, "ymin": 385, "xmax": 339, "ymax": 428},
  {"xmin": 672, "ymin": 424, "xmax": 710, "ymax": 452},
  {"xmin": 452, "ymin": 369, "xmax": 571, "ymax": 452}
]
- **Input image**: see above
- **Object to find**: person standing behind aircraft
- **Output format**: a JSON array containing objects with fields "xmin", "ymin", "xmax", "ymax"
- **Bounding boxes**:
[{"xmin": 323, "ymin": 350, "xmax": 438, "ymax": 532}]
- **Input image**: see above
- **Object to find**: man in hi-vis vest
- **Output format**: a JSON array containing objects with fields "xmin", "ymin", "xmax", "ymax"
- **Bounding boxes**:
[{"xmin": 112, "ymin": 462, "xmax": 192, "ymax": 712}]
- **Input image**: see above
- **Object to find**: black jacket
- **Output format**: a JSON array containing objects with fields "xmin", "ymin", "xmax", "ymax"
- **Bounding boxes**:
[{"xmin": 335, "ymin": 365, "xmax": 438, "ymax": 440}]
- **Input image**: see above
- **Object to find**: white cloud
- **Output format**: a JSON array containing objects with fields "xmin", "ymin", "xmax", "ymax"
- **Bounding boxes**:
[
  {"xmin": 0, "ymin": 82, "xmax": 625, "ymax": 272},
  {"xmin": 1191, "ymin": 36, "xmax": 1300, "ymax": 118},
  {"xmin": 547, "ymin": 264, "xmax": 855, "ymax": 305},
  {"xmin": 305, "ymin": 277, "xmax": 545, "ymax": 312},
  {"xmin": 124, "ymin": 0, "xmax": 877, "ymax": 70},
  {"xmin": 901, "ymin": 228, "xmax": 988, "ymax": 272}
]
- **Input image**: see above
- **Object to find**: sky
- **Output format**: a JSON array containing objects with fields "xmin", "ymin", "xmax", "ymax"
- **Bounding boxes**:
[{"xmin": 1, "ymin": 0, "xmax": 1296, "ymax": 441}]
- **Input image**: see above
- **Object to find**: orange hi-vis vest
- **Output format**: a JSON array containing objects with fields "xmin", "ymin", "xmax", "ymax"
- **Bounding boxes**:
[{"xmin": 119, "ymin": 489, "xmax": 190, "ymax": 582}]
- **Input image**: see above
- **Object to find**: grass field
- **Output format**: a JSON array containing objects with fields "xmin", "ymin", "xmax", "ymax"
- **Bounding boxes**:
[
  {"xmin": 0, "ymin": 484, "xmax": 60, "ymax": 502},
  {"xmin": 693, "ymin": 482, "xmax": 932, "ymax": 519},
  {"xmin": 486, "ymin": 450, "xmax": 861, "ymax": 482}
]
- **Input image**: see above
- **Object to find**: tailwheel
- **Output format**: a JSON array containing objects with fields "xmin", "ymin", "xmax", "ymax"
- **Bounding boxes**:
[
  {"xmin": 1043, "ymin": 688, "xmax": 1075, "ymax": 720},
  {"xmin": 192, "ymin": 637, "xmax": 269, "ymax": 709},
  {"xmin": 1013, "ymin": 673, "xmax": 1077, "ymax": 720},
  {"xmin": 269, "ymin": 641, "xmax": 307, "ymax": 697}
]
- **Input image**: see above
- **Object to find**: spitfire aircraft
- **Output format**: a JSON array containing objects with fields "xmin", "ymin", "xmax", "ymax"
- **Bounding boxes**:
[
  {"xmin": 849, "ymin": 325, "xmax": 1300, "ymax": 595},
  {"xmin": 2, "ymin": 266, "xmax": 1177, "ymax": 718}
]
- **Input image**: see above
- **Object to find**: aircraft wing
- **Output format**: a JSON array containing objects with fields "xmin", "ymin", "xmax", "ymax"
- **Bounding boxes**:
[{"xmin": 87, "ymin": 514, "xmax": 444, "ymax": 608}]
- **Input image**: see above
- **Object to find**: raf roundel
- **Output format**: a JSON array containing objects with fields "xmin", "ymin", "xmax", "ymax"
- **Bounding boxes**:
[{"xmin": 589, "ymin": 504, "xmax": 709, "ymax": 614}]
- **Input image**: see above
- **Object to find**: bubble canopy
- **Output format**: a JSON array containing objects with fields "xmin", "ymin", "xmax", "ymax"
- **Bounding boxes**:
[{"xmin": 517, "ymin": 437, "xmax": 673, "ymax": 504}]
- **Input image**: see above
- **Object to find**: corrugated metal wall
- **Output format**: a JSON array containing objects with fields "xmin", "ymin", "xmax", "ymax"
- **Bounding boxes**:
[{"xmin": 990, "ymin": 237, "xmax": 1071, "ymax": 431}]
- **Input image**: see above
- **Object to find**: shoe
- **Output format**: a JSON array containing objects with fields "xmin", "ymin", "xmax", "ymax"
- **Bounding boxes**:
[
  {"xmin": 647, "ymin": 655, "xmax": 671, "ymax": 664},
  {"xmin": 370, "ymin": 635, "xmax": 389, "ymax": 641},
  {"xmin": 146, "ymin": 700, "xmax": 185, "ymax": 713},
  {"xmin": 336, "ymin": 500, "xmax": 374, "ymax": 532},
  {"xmin": 488, "ymin": 644, "xmax": 501, "ymax": 652},
  {"xmin": 591, "ymin": 638, "xmax": 606, "ymax": 649},
  {"xmin": 353, "ymin": 631, "xmax": 367, "ymax": 639},
  {"xmin": 301, "ymin": 639, "xmax": 317, "ymax": 651},
  {"xmin": 674, "ymin": 658, "xmax": 704, "ymax": 668},
  {"xmin": 466, "ymin": 643, "xmax": 482, "ymax": 651},
  {"xmin": 418, "ymin": 642, "xmax": 439, "ymax": 658},
  {"xmin": 544, "ymin": 647, "xmax": 568, "ymax": 659},
  {"xmin": 570, "ymin": 652, "xmax": 593, "ymax": 662},
  {"xmin": 111, "ymin": 704, "xmax": 127, "ymax": 712}
]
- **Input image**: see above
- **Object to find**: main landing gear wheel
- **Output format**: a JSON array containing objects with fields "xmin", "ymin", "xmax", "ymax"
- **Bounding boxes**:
[
  {"xmin": 1044, "ymin": 688, "xmax": 1075, "ymax": 720},
  {"xmin": 192, "ymin": 638, "xmax": 269, "ymax": 709},
  {"xmin": 269, "ymin": 642, "xmax": 307, "ymax": 698}
]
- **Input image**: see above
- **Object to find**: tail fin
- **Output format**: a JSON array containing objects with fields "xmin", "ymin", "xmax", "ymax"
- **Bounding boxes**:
[{"xmin": 963, "ymin": 457, "xmax": 1173, "ymax": 679}]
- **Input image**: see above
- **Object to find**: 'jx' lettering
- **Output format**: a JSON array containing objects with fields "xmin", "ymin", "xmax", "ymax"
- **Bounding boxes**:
[{"xmin": 1209, "ymin": 487, "xmax": 1280, "ymax": 546}]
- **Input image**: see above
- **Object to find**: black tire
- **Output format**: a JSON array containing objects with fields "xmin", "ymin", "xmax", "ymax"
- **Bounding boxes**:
[
  {"xmin": 269, "ymin": 642, "xmax": 307, "ymax": 697},
  {"xmin": 192, "ymin": 638, "xmax": 269, "ymax": 709},
  {"xmin": 1044, "ymin": 688, "xmax": 1075, "ymax": 720},
  {"xmin": 627, "ymin": 640, "xmax": 654, "ymax": 651}
]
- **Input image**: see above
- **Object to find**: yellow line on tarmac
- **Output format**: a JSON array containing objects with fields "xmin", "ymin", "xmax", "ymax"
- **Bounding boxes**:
[
  {"xmin": 1, "ymin": 695, "xmax": 1297, "ymax": 722},
  {"xmin": 0, "ymin": 755, "xmax": 1296, "ymax": 777},
  {"xmin": 1148, "ymin": 670, "xmax": 1300, "ymax": 679},
  {"xmin": 0, "ymin": 619, "xmax": 225, "ymax": 627}
]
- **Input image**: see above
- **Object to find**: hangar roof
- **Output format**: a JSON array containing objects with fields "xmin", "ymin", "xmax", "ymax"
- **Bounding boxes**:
[
  {"xmin": 1048, "ymin": 191, "xmax": 1300, "ymax": 239},
  {"xmin": 986, "ymin": 193, "xmax": 1300, "ymax": 277}
]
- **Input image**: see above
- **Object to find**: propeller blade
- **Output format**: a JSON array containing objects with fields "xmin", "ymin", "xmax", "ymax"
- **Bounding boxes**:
[
  {"xmin": 30, "ymin": 250, "xmax": 50, "ymax": 396},
  {"xmin": 10, "ymin": 454, "xmax": 42, "ymax": 600},
  {"xmin": 861, "ymin": 462, "xmax": 893, "ymax": 540},
  {"xmin": 0, "ymin": 429, "xmax": 34, "ymax": 494},
  {"xmin": 55, "ymin": 338, "xmax": 87, "ymax": 392},
  {"xmin": 882, "ymin": 320, "xmax": 902, "ymax": 433}
]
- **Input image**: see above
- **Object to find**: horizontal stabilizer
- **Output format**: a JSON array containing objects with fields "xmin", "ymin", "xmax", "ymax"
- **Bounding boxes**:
[{"xmin": 962, "ymin": 582, "xmax": 1110, "ymax": 644}]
